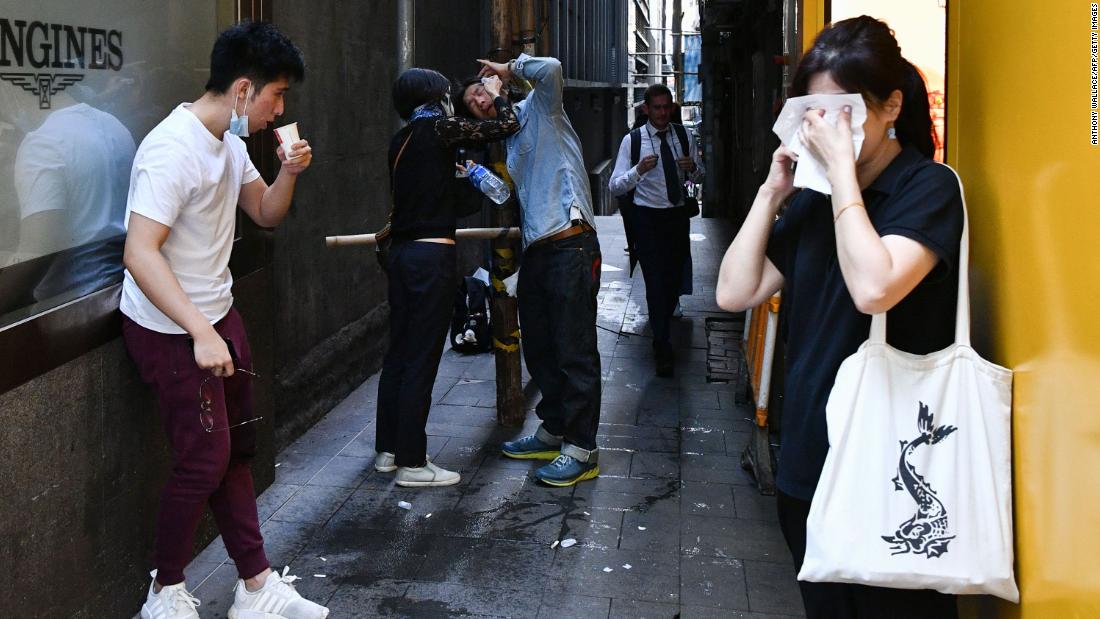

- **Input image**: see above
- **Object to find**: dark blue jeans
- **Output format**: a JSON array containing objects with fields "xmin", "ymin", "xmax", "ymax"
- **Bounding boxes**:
[
  {"xmin": 518, "ymin": 230, "xmax": 602, "ymax": 454},
  {"xmin": 377, "ymin": 241, "xmax": 456, "ymax": 467}
]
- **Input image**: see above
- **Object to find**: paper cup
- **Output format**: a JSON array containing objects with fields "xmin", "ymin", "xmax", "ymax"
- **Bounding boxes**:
[{"xmin": 274, "ymin": 122, "xmax": 301, "ymax": 160}]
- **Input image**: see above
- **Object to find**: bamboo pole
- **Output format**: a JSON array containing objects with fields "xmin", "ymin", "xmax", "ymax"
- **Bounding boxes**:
[
  {"xmin": 325, "ymin": 227, "xmax": 520, "ymax": 248},
  {"xmin": 520, "ymin": 0, "xmax": 537, "ymax": 55},
  {"xmin": 489, "ymin": 0, "xmax": 526, "ymax": 428}
]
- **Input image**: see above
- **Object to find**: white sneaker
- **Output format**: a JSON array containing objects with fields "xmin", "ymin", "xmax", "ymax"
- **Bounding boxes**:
[
  {"xmin": 374, "ymin": 451, "xmax": 396, "ymax": 472},
  {"xmin": 140, "ymin": 571, "xmax": 201, "ymax": 619},
  {"xmin": 228, "ymin": 567, "xmax": 329, "ymax": 619},
  {"xmin": 395, "ymin": 461, "xmax": 461, "ymax": 487}
]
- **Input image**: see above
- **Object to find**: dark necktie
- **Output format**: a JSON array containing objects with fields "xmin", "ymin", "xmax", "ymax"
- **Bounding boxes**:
[{"xmin": 658, "ymin": 130, "xmax": 682, "ymax": 206}]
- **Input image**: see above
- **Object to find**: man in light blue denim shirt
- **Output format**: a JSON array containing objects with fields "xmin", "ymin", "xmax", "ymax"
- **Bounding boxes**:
[{"xmin": 460, "ymin": 54, "xmax": 602, "ymax": 487}]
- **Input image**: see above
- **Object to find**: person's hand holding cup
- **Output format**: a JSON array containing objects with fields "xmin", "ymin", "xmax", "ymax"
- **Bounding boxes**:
[{"xmin": 275, "ymin": 122, "xmax": 312, "ymax": 175}]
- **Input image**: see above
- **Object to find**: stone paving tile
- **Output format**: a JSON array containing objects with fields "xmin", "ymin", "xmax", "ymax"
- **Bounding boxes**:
[
  {"xmin": 191, "ymin": 534, "xmax": 229, "ymax": 564},
  {"xmin": 269, "ymin": 485, "xmax": 355, "ymax": 525},
  {"xmin": 254, "ymin": 482, "xmax": 302, "ymax": 521},
  {"xmin": 182, "ymin": 216, "xmax": 807, "ymax": 617},
  {"xmin": 681, "ymin": 431, "xmax": 727, "ymax": 455},
  {"xmin": 471, "ymin": 501, "xmax": 570, "ymax": 544},
  {"xmin": 636, "ymin": 407, "xmax": 682, "ymax": 428},
  {"xmin": 573, "ymin": 475, "xmax": 681, "ymax": 500},
  {"xmin": 733, "ymin": 485, "xmax": 780, "ymax": 521},
  {"xmin": 628, "ymin": 451, "xmax": 680, "ymax": 479},
  {"xmin": 545, "ymin": 547, "xmax": 681, "ymax": 605},
  {"xmin": 325, "ymin": 479, "xmax": 467, "ymax": 533},
  {"xmin": 609, "ymin": 598, "xmax": 682, "ymax": 619},
  {"xmin": 725, "ymin": 430, "xmax": 754, "ymax": 456},
  {"xmin": 537, "ymin": 594, "xmax": 612, "ymax": 619},
  {"xmin": 322, "ymin": 580, "xmax": 412, "ymax": 617},
  {"xmin": 680, "ymin": 555, "xmax": 750, "ymax": 611},
  {"xmin": 440, "ymin": 378, "xmax": 497, "ymax": 407},
  {"xmin": 682, "ymin": 453, "xmax": 759, "ymax": 485},
  {"xmin": 558, "ymin": 505, "xmax": 624, "ymax": 550},
  {"xmin": 600, "ymin": 422, "xmax": 680, "ymax": 440},
  {"xmin": 273, "ymin": 450, "xmax": 331, "ymax": 485},
  {"xmin": 189, "ymin": 563, "xmax": 242, "ymax": 617},
  {"xmin": 680, "ymin": 514, "xmax": 791, "ymax": 563},
  {"xmin": 306, "ymin": 455, "xmax": 374, "ymax": 489},
  {"xmin": 303, "ymin": 527, "xmax": 435, "ymax": 584},
  {"xmin": 601, "ymin": 434, "xmax": 679, "ymax": 453},
  {"xmin": 181, "ymin": 559, "xmax": 223, "ymax": 591},
  {"xmin": 619, "ymin": 509, "xmax": 684, "ymax": 554},
  {"xmin": 416, "ymin": 536, "xmax": 556, "ymax": 591},
  {"xmin": 680, "ymin": 607, "xmax": 800, "ymax": 619},
  {"xmin": 593, "ymin": 449, "xmax": 633, "ymax": 477},
  {"xmin": 432, "ymin": 435, "xmax": 499, "ymax": 467},
  {"xmin": 334, "ymin": 431, "xmax": 381, "ymax": 459},
  {"xmin": 258, "ymin": 519, "xmax": 320, "ymax": 567},
  {"xmin": 402, "ymin": 581, "xmax": 533, "ymax": 617},
  {"xmin": 284, "ymin": 429, "xmax": 361, "ymax": 456},
  {"xmin": 744, "ymin": 559, "xmax": 806, "ymax": 616},
  {"xmin": 681, "ymin": 481, "xmax": 736, "ymax": 518},
  {"xmin": 599, "ymin": 405, "xmax": 640, "ymax": 425},
  {"xmin": 305, "ymin": 409, "xmax": 375, "ymax": 436}
]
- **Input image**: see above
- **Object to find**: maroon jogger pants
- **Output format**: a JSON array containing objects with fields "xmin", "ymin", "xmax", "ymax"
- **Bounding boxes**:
[{"xmin": 122, "ymin": 307, "xmax": 269, "ymax": 586}]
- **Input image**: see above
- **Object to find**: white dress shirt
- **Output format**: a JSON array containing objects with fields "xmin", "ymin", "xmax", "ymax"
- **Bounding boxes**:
[{"xmin": 608, "ymin": 121, "xmax": 705, "ymax": 209}]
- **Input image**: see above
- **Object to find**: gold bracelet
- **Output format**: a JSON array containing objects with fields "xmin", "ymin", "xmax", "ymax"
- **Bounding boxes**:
[{"xmin": 833, "ymin": 201, "xmax": 865, "ymax": 223}]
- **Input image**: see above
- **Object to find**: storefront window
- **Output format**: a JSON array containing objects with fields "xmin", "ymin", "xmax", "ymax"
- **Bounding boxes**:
[{"xmin": 0, "ymin": 1, "xmax": 220, "ymax": 328}]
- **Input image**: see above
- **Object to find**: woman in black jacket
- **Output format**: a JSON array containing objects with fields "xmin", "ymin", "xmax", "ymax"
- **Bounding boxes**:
[{"xmin": 375, "ymin": 68, "xmax": 518, "ymax": 487}]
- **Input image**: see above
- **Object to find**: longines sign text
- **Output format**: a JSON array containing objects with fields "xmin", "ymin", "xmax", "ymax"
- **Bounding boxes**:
[{"xmin": 0, "ymin": 17, "xmax": 124, "ymax": 109}]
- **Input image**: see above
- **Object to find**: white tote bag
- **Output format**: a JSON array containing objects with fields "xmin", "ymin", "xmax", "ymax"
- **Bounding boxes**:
[{"xmin": 797, "ymin": 166, "xmax": 1019, "ymax": 602}]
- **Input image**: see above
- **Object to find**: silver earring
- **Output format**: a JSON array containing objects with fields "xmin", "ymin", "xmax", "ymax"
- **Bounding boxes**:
[{"xmin": 887, "ymin": 126, "xmax": 897, "ymax": 140}]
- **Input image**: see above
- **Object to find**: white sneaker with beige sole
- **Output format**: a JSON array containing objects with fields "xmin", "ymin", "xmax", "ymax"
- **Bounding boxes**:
[{"xmin": 395, "ymin": 461, "xmax": 461, "ymax": 487}]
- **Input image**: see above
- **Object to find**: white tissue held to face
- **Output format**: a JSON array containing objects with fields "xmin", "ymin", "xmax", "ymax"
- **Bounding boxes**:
[{"xmin": 771, "ymin": 94, "xmax": 867, "ymax": 195}]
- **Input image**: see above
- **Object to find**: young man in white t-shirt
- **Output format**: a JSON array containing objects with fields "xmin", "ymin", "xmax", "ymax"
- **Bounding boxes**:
[{"xmin": 121, "ymin": 22, "xmax": 327, "ymax": 619}]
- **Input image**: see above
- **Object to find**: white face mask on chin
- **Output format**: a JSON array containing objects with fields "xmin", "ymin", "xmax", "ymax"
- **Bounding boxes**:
[{"xmin": 229, "ymin": 83, "xmax": 253, "ymax": 137}]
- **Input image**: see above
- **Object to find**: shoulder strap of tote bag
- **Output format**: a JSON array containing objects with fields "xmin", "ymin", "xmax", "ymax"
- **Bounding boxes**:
[
  {"xmin": 869, "ymin": 164, "xmax": 970, "ymax": 347},
  {"xmin": 375, "ymin": 130, "xmax": 415, "ymax": 242}
]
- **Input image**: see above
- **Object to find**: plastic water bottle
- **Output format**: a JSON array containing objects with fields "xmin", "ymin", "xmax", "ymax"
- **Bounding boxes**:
[{"xmin": 466, "ymin": 162, "xmax": 511, "ymax": 205}]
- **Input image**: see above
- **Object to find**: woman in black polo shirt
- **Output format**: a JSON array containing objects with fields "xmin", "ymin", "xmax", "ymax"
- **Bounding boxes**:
[
  {"xmin": 375, "ymin": 69, "xmax": 519, "ymax": 488},
  {"xmin": 716, "ymin": 16, "xmax": 963, "ymax": 618}
]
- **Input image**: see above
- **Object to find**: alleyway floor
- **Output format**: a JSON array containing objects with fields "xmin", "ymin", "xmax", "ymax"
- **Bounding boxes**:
[{"xmin": 183, "ymin": 216, "xmax": 805, "ymax": 618}]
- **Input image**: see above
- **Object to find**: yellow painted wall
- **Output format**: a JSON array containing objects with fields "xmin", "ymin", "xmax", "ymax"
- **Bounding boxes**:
[
  {"xmin": 946, "ymin": 1, "xmax": 1100, "ymax": 616},
  {"xmin": 802, "ymin": 0, "xmax": 1100, "ymax": 615},
  {"xmin": 801, "ymin": 0, "xmax": 827, "ymax": 52}
]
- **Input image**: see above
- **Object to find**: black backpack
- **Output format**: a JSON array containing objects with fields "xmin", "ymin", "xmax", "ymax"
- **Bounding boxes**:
[
  {"xmin": 616, "ymin": 123, "xmax": 692, "ymax": 211},
  {"xmin": 617, "ymin": 123, "xmax": 694, "ymax": 274},
  {"xmin": 451, "ymin": 275, "xmax": 492, "ymax": 354}
]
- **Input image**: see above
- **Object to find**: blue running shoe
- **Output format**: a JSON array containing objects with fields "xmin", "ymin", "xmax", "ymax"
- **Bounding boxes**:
[
  {"xmin": 535, "ymin": 454, "xmax": 600, "ymax": 487},
  {"xmin": 502, "ymin": 434, "xmax": 560, "ymax": 460}
]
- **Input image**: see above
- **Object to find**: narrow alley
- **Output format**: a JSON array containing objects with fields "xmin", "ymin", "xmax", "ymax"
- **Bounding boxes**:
[{"xmin": 178, "ymin": 216, "xmax": 803, "ymax": 618}]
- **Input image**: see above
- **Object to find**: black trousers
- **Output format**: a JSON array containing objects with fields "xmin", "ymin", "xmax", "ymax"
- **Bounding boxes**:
[
  {"xmin": 518, "ymin": 230, "xmax": 602, "ymax": 452},
  {"xmin": 777, "ymin": 491, "xmax": 959, "ymax": 619},
  {"xmin": 630, "ymin": 204, "xmax": 690, "ymax": 354},
  {"xmin": 376, "ymin": 241, "xmax": 456, "ymax": 467}
]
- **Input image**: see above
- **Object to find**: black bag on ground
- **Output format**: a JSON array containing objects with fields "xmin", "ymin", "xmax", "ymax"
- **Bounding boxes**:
[{"xmin": 451, "ymin": 275, "xmax": 492, "ymax": 354}]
